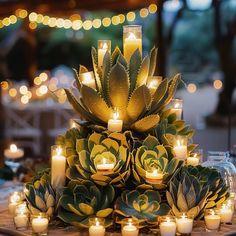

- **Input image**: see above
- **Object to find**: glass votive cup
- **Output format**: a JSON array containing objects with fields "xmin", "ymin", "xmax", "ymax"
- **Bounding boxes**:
[
  {"xmin": 89, "ymin": 217, "xmax": 105, "ymax": 236},
  {"xmin": 31, "ymin": 213, "xmax": 49, "ymax": 236},
  {"xmin": 159, "ymin": 215, "xmax": 176, "ymax": 236},
  {"xmin": 204, "ymin": 209, "xmax": 221, "ymax": 232},
  {"xmin": 176, "ymin": 213, "xmax": 194, "ymax": 235},
  {"xmin": 8, "ymin": 192, "xmax": 23, "ymax": 214},
  {"xmin": 217, "ymin": 203, "xmax": 234, "ymax": 224},
  {"xmin": 15, "ymin": 202, "xmax": 29, "ymax": 215},
  {"xmin": 14, "ymin": 211, "xmax": 29, "ymax": 230},
  {"xmin": 121, "ymin": 218, "xmax": 139, "ymax": 236}
]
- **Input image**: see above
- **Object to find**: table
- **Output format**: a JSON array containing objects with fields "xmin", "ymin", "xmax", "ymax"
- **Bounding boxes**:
[{"xmin": 0, "ymin": 182, "xmax": 236, "ymax": 236}]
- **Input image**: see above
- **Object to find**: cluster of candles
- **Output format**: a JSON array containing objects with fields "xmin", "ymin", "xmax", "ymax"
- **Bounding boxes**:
[{"xmin": 8, "ymin": 191, "xmax": 49, "ymax": 235}]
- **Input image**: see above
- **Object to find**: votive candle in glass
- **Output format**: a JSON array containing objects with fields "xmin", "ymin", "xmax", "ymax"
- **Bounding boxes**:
[
  {"xmin": 121, "ymin": 218, "xmax": 139, "ymax": 236},
  {"xmin": 186, "ymin": 153, "xmax": 200, "ymax": 166},
  {"xmin": 218, "ymin": 203, "xmax": 234, "ymax": 224},
  {"xmin": 89, "ymin": 217, "xmax": 105, "ymax": 236},
  {"xmin": 145, "ymin": 169, "xmax": 163, "ymax": 184},
  {"xmin": 204, "ymin": 209, "xmax": 221, "ymax": 232},
  {"xmin": 159, "ymin": 216, "xmax": 176, "ymax": 236},
  {"xmin": 98, "ymin": 40, "xmax": 111, "ymax": 67},
  {"xmin": 31, "ymin": 213, "xmax": 49, "ymax": 236},
  {"xmin": 107, "ymin": 109, "xmax": 123, "ymax": 132},
  {"xmin": 176, "ymin": 213, "xmax": 193, "ymax": 235},
  {"xmin": 8, "ymin": 192, "xmax": 23, "ymax": 214},
  {"xmin": 170, "ymin": 99, "xmax": 183, "ymax": 120},
  {"xmin": 123, "ymin": 25, "xmax": 142, "ymax": 62},
  {"xmin": 173, "ymin": 135, "xmax": 187, "ymax": 160},
  {"xmin": 80, "ymin": 71, "xmax": 96, "ymax": 89},
  {"xmin": 14, "ymin": 204, "xmax": 29, "ymax": 231}
]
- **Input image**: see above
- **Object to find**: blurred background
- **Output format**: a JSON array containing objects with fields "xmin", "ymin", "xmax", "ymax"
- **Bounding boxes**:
[{"xmin": 0, "ymin": 0, "xmax": 235, "ymax": 179}]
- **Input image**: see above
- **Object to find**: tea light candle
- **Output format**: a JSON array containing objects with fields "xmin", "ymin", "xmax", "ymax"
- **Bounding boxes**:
[
  {"xmin": 173, "ymin": 136, "xmax": 187, "ymax": 160},
  {"xmin": 218, "ymin": 204, "xmax": 234, "ymax": 223},
  {"xmin": 159, "ymin": 217, "xmax": 176, "ymax": 236},
  {"xmin": 176, "ymin": 213, "xmax": 193, "ymax": 234},
  {"xmin": 89, "ymin": 219, "xmax": 105, "ymax": 236},
  {"xmin": 32, "ymin": 216, "xmax": 49, "ymax": 234},
  {"xmin": 8, "ymin": 192, "xmax": 23, "ymax": 214},
  {"xmin": 80, "ymin": 71, "xmax": 96, "ymax": 89},
  {"xmin": 123, "ymin": 25, "xmax": 142, "ymax": 62},
  {"xmin": 121, "ymin": 219, "xmax": 139, "ymax": 236},
  {"xmin": 4, "ymin": 144, "xmax": 24, "ymax": 159},
  {"xmin": 107, "ymin": 110, "xmax": 123, "ymax": 132},
  {"xmin": 145, "ymin": 169, "xmax": 163, "ymax": 184},
  {"xmin": 98, "ymin": 40, "xmax": 111, "ymax": 68},
  {"xmin": 204, "ymin": 211, "xmax": 221, "ymax": 230},
  {"xmin": 186, "ymin": 153, "xmax": 199, "ymax": 166},
  {"xmin": 51, "ymin": 145, "xmax": 66, "ymax": 189},
  {"xmin": 14, "ymin": 212, "xmax": 28, "ymax": 229},
  {"xmin": 97, "ymin": 158, "xmax": 115, "ymax": 172},
  {"xmin": 170, "ymin": 99, "xmax": 183, "ymax": 120}
]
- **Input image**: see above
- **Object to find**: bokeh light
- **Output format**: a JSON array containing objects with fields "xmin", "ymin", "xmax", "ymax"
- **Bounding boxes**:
[
  {"xmin": 187, "ymin": 83, "xmax": 197, "ymax": 93},
  {"xmin": 213, "ymin": 80, "xmax": 223, "ymax": 90}
]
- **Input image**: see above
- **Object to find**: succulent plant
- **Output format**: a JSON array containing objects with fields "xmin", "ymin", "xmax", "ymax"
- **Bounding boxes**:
[
  {"xmin": 25, "ymin": 172, "xmax": 56, "ymax": 217},
  {"xmin": 166, "ymin": 165, "xmax": 229, "ymax": 219},
  {"xmin": 132, "ymin": 135, "xmax": 183, "ymax": 190},
  {"xmin": 114, "ymin": 189, "xmax": 170, "ymax": 226},
  {"xmin": 58, "ymin": 180, "xmax": 115, "ymax": 228},
  {"xmin": 64, "ymin": 47, "xmax": 181, "ymax": 133},
  {"xmin": 66, "ymin": 132, "xmax": 131, "ymax": 187}
]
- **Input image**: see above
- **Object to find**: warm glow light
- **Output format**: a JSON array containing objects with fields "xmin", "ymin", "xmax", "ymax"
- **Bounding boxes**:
[
  {"xmin": 64, "ymin": 19, "xmax": 72, "ymax": 29},
  {"xmin": 18, "ymin": 9, "xmax": 28, "ymax": 18},
  {"xmin": 83, "ymin": 20, "xmax": 92, "ymax": 30},
  {"xmin": 72, "ymin": 20, "xmax": 82, "ymax": 30},
  {"xmin": 10, "ymin": 144, "xmax": 17, "ymax": 152},
  {"xmin": 29, "ymin": 22, "xmax": 37, "ymax": 29},
  {"xmin": 187, "ymin": 83, "xmax": 197, "ymax": 93},
  {"xmin": 111, "ymin": 15, "xmax": 120, "ymax": 25},
  {"xmin": 19, "ymin": 85, "xmax": 28, "ymax": 95},
  {"xmin": 2, "ymin": 18, "xmax": 10, "ymax": 26},
  {"xmin": 70, "ymin": 14, "xmax": 81, "ymax": 21},
  {"xmin": 9, "ymin": 88, "xmax": 17, "ymax": 97},
  {"xmin": 149, "ymin": 4, "xmax": 158, "ymax": 13},
  {"xmin": 58, "ymin": 95, "xmax": 67, "ymax": 104},
  {"xmin": 213, "ymin": 80, "xmax": 223, "ymax": 90},
  {"xmin": 1, "ymin": 81, "xmax": 9, "ymax": 90},
  {"xmin": 118, "ymin": 14, "xmax": 125, "ymax": 24},
  {"xmin": 128, "ymin": 32, "xmax": 136, "ymax": 40},
  {"xmin": 102, "ymin": 17, "xmax": 111, "ymax": 27},
  {"xmin": 34, "ymin": 77, "xmax": 41, "ymax": 85},
  {"xmin": 36, "ymin": 88, "xmax": 42, "ymax": 97},
  {"xmin": 113, "ymin": 111, "xmax": 119, "ymax": 120},
  {"xmin": 56, "ymin": 18, "xmax": 65, "ymax": 28},
  {"xmin": 9, "ymin": 15, "xmax": 17, "ymax": 24},
  {"xmin": 36, "ymin": 14, "xmax": 44, "ymax": 23},
  {"xmin": 29, "ymin": 12, "xmax": 37, "ymax": 22},
  {"xmin": 48, "ymin": 17, "xmax": 57, "ymax": 27},
  {"xmin": 21, "ymin": 95, "xmax": 29, "ymax": 104},
  {"xmin": 42, "ymin": 16, "xmax": 50, "ymax": 25},
  {"xmin": 126, "ymin": 11, "xmax": 136, "ymax": 22},
  {"xmin": 39, "ymin": 72, "xmax": 48, "ymax": 82},
  {"xmin": 93, "ymin": 19, "xmax": 101, "ymax": 28},
  {"xmin": 26, "ymin": 91, "xmax": 32, "ymax": 99},
  {"xmin": 140, "ymin": 8, "xmax": 149, "ymax": 18},
  {"xmin": 39, "ymin": 85, "xmax": 48, "ymax": 95},
  {"xmin": 48, "ymin": 82, "xmax": 57, "ymax": 91}
]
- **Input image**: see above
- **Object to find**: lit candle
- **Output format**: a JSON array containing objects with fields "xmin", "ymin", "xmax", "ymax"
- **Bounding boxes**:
[
  {"xmin": 204, "ymin": 210, "xmax": 221, "ymax": 231},
  {"xmin": 123, "ymin": 25, "xmax": 142, "ymax": 62},
  {"xmin": 98, "ymin": 40, "xmax": 111, "ymax": 68},
  {"xmin": 218, "ymin": 204, "xmax": 234, "ymax": 223},
  {"xmin": 32, "ymin": 215, "xmax": 49, "ymax": 235},
  {"xmin": 170, "ymin": 99, "xmax": 183, "ymax": 120},
  {"xmin": 14, "ymin": 210, "xmax": 29, "ymax": 230},
  {"xmin": 80, "ymin": 71, "xmax": 96, "ymax": 89},
  {"xmin": 51, "ymin": 145, "xmax": 66, "ymax": 189},
  {"xmin": 8, "ymin": 192, "xmax": 23, "ymax": 214},
  {"xmin": 186, "ymin": 153, "xmax": 199, "ymax": 166},
  {"xmin": 4, "ymin": 144, "xmax": 24, "ymax": 159},
  {"xmin": 107, "ymin": 110, "xmax": 123, "ymax": 132},
  {"xmin": 145, "ymin": 169, "xmax": 163, "ymax": 184},
  {"xmin": 121, "ymin": 218, "xmax": 139, "ymax": 236},
  {"xmin": 147, "ymin": 76, "xmax": 162, "ymax": 95},
  {"xmin": 159, "ymin": 216, "xmax": 176, "ymax": 236},
  {"xmin": 97, "ymin": 158, "xmax": 115, "ymax": 172},
  {"xmin": 89, "ymin": 217, "xmax": 105, "ymax": 236},
  {"xmin": 173, "ymin": 136, "xmax": 187, "ymax": 160},
  {"xmin": 176, "ymin": 213, "xmax": 193, "ymax": 235}
]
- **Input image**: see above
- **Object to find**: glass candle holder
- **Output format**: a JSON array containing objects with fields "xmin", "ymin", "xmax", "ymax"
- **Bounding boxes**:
[
  {"xmin": 8, "ymin": 192, "xmax": 23, "ymax": 214},
  {"xmin": 80, "ymin": 71, "xmax": 96, "ymax": 89},
  {"xmin": 89, "ymin": 217, "xmax": 105, "ymax": 236},
  {"xmin": 218, "ymin": 203, "xmax": 234, "ymax": 224},
  {"xmin": 145, "ymin": 169, "xmax": 163, "ymax": 184},
  {"xmin": 204, "ymin": 209, "xmax": 221, "ymax": 232},
  {"xmin": 159, "ymin": 215, "xmax": 176, "ymax": 236},
  {"xmin": 98, "ymin": 40, "xmax": 111, "ymax": 67},
  {"xmin": 123, "ymin": 25, "xmax": 142, "ymax": 62},
  {"xmin": 170, "ymin": 99, "xmax": 183, "ymax": 120},
  {"xmin": 147, "ymin": 76, "xmax": 162, "ymax": 95},
  {"xmin": 173, "ymin": 135, "xmax": 188, "ymax": 160},
  {"xmin": 186, "ymin": 153, "xmax": 200, "ymax": 166},
  {"xmin": 107, "ymin": 109, "xmax": 123, "ymax": 132},
  {"xmin": 14, "ymin": 209, "xmax": 29, "ymax": 230},
  {"xmin": 121, "ymin": 218, "xmax": 139, "ymax": 236},
  {"xmin": 31, "ymin": 213, "xmax": 49, "ymax": 236},
  {"xmin": 176, "ymin": 213, "xmax": 193, "ymax": 235},
  {"xmin": 15, "ymin": 202, "xmax": 29, "ymax": 215}
]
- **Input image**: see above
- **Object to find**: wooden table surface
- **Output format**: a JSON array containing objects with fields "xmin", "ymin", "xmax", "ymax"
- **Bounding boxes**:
[{"xmin": 0, "ymin": 181, "xmax": 236, "ymax": 236}]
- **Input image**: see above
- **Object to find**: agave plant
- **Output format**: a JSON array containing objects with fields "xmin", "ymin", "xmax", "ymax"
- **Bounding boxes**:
[
  {"xmin": 66, "ymin": 132, "xmax": 131, "ymax": 187},
  {"xmin": 25, "ymin": 172, "xmax": 56, "ymax": 217},
  {"xmin": 166, "ymin": 165, "xmax": 229, "ymax": 219},
  {"xmin": 132, "ymin": 135, "xmax": 183, "ymax": 190},
  {"xmin": 114, "ymin": 189, "xmax": 170, "ymax": 226},
  {"xmin": 58, "ymin": 180, "xmax": 115, "ymax": 228},
  {"xmin": 64, "ymin": 47, "xmax": 181, "ymax": 133}
]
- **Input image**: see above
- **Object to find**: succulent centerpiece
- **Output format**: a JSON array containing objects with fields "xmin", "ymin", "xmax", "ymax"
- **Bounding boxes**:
[{"xmin": 24, "ymin": 25, "xmax": 229, "ymax": 231}]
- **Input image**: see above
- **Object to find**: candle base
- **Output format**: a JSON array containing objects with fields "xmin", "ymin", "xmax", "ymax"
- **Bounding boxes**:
[
  {"xmin": 146, "ymin": 178, "xmax": 163, "ymax": 185},
  {"xmin": 176, "ymin": 233, "xmax": 191, "ymax": 236},
  {"xmin": 32, "ymin": 232, "xmax": 48, "ymax": 236}
]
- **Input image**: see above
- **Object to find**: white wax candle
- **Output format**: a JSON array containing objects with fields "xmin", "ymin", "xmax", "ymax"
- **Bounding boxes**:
[
  {"xmin": 173, "ymin": 145, "xmax": 187, "ymax": 160},
  {"xmin": 9, "ymin": 202, "xmax": 18, "ymax": 214},
  {"xmin": 219, "ymin": 207, "xmax": 233, "ymax": 223},
  {"xmin": 176, "ymin": 218, "xmax": 193, "ymax": 234},
  {"xmin": 204, "ymin": 215, "xmax": 221, "ymax": 230},
  {"xmin": 32, "ymin": 217, "xmax": 49, "ymax": 233},
  {"xmin": 51, "ymin": 147, "xmax": 66, "ymax": 189},
  {"xmin": 4, "ymin": 144, "xmax": 24, "ymax": 159},
  {"xmin": 186, "ymin": 156, "xmax": 199, "ymax": 166},
  {"xmin": 124, "ymin": 33, "xmax": 142, "ymax": 62},
  {"xmin": 171, "ymin": 108, "xmax": 182, "ymax": 120},
  {"xmin": 122, "ymin": 224, "xmax": 139, "ymax": 236},
  {"xmin": 97, "ymin": 162, "xmax": 114, "ymax": 171},
  {"xmin": 14, "ymin": 213, "xmax": 28, "ymax": 228},
  {"xmin": 89, "ymin": 225, "xmax": 105, "ymax": 236},
  {"xmin": 98, "ymin": 43, "xmax": 109, "ymax": 67},
  {"xmin": 145, "ymin": 170, "xmax": 163, "ymax": 184},
  {"xmin": 160, "ymin": 221, "xmax": 176, "ymax": 236},
  {"xmin": 107, "ymin": 111, "xmax": 123, "ymax": 132}
]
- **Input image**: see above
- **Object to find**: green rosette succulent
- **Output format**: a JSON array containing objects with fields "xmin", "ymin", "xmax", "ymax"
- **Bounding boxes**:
[
  {"xmin": 58, "ymin": 180, "xmax": 115, "ymax": 228},
  {"xmin": 66, "ymin": 132, "xmax": 131, "ymax": 187},
  {"xmin": 166, "ymin": 165, "xmax": 229, "ymax": 219},
  {"xmin": 25, "ymin": 172, "xmax": 56, "ymax": 217},
  {"xmin": 64, "ymin": 47, "xmax": 181, "ymax": 133},
  {"xmin": 132, "ymin": 135, "xmax": 183, "ymax": 190},
  {"xmin": 114, "ymin": 189, "xmax": 170, "ymax": 226}
]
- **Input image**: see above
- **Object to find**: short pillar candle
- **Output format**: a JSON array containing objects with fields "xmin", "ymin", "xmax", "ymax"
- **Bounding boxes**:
[
  {"xmin": 170, "ymin": 99, "xmax": 183, "ymax": 120},
  {"xmin": 107, "ymin": 110, "xmax": 123, "ymax": 132},
  {"xmin": 173, "ymin": 135, "xmax": 188, "ymax": 160},
  {"xmin": 98, "ymin": 40, "xmax": 111, "ymax": 68},
  {"xmin": 89, "ymin": 217, "xmax": 105, "ymax": 236},
  {"xmin": 121, "ymin": 218, "xmax": 139, "ymax": 236}
]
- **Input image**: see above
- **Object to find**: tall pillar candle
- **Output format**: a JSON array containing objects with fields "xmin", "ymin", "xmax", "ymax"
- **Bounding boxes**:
[
  {"xmin": 123, "ymin": 25, "xmax": 142, "ymax": 62},
  {"xmin": 98, "ymin": 40, "xmax": 111, "ymax": 68},
  {"xmin": 51, "ymin": 145, "xmax": 66, "ymax": 189},
  {"xmin": 170, "ymin": 99, "xmax": 183, "ymax": 120}
]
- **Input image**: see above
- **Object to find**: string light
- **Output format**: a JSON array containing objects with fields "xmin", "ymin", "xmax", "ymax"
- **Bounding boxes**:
[
  {"xmin": 187, "ymin": 83, "xmax": 197, "ymax": 93},
  {"xmin": 213, "ymin": 80, "xmax": 223, "ymax": 90}
]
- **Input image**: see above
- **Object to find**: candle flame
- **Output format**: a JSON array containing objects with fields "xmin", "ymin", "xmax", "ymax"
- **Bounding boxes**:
[
  {"xmin": 193, "ymin": 153, "xmax": 197, "ymax": 158},
  {"xmin": 166, "ymin": 217, "xmax": 170, "ymax": 222},
  {"xmin": 102, "ymin": 43, "xmax": 108, "ymax": 50},
  {"xmin": 152, "ymin": 169, "xmax": 158, "ymax": 175},
  {"xmin": 181, "ymin": 213, "xmax": 187, "ymax": 219},
  {"xmin": 174, "ymin": 103, "xmax": 180, "ymax": 109},
  {"xmin": 56, "ymin": 146, "xmax": 62, "ymax": 155},
  {"xmin": 10, "ymin": 144, "xmax": 17, "ymax": 152},
  {"xmin": 102, "ymin": 158, "xmax": 107, "ymax": 165},
  {"xmin": 113, "ymin": 111, "xmax": 119, "ymax": 120},
  {"xmin": 177, "ymin": 140, "xmax": 181, "ymax": 146},
  {"xmin": 82, "ymin": 72, "xmax": 94, "ymax": 83},
  {"xmin": 128, "ymin": 32, "xmax": 136, "ymax": 40}
]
